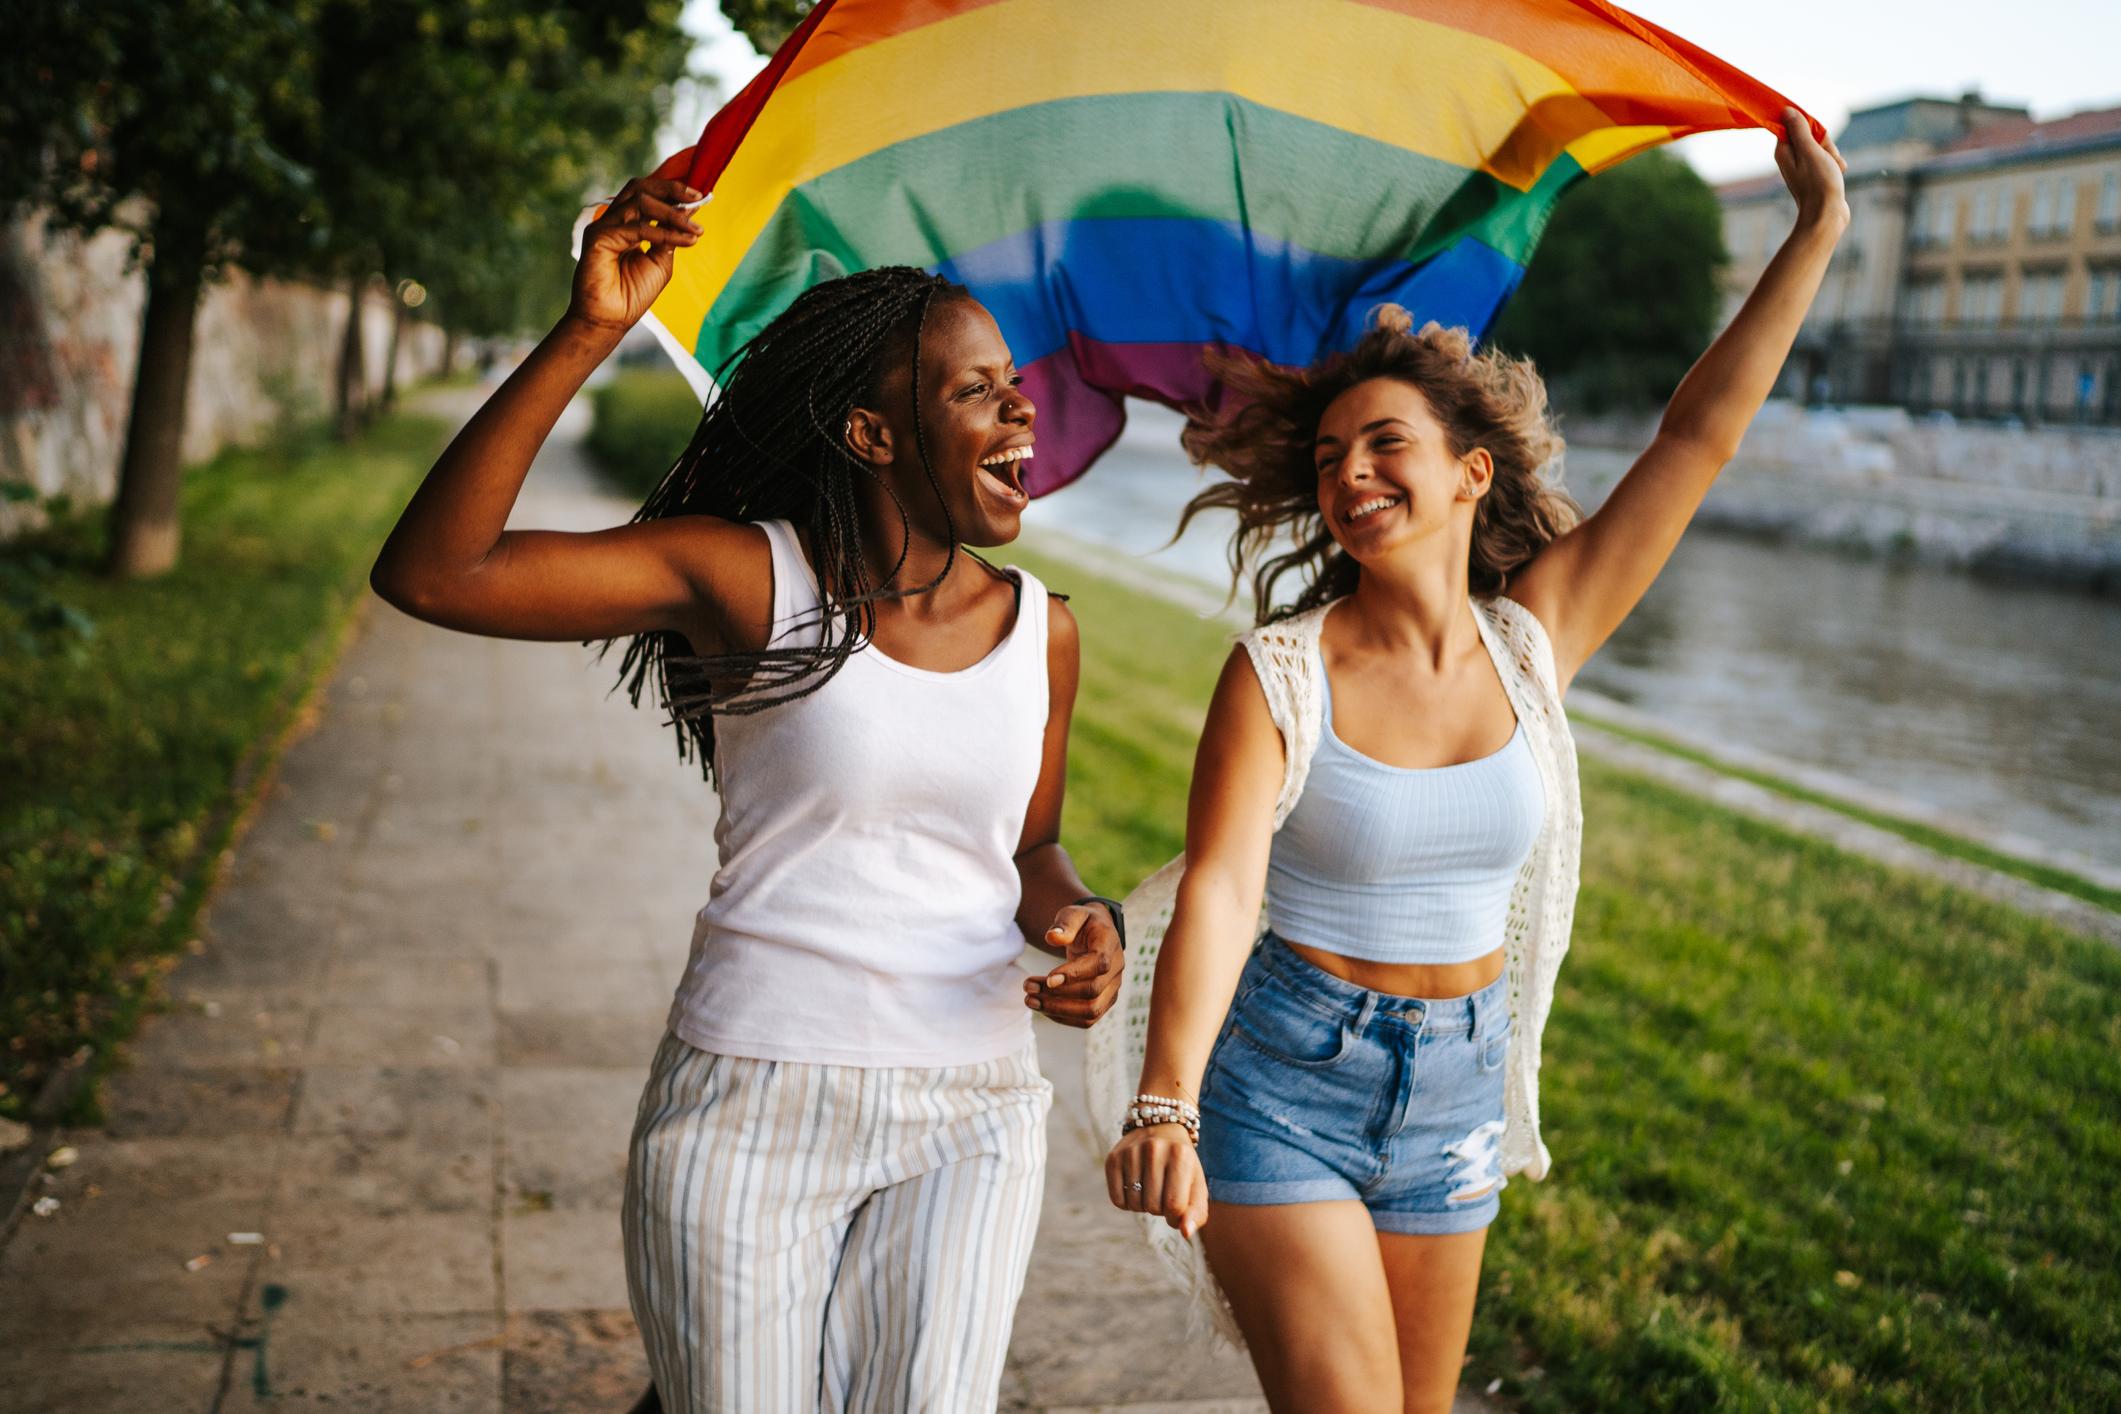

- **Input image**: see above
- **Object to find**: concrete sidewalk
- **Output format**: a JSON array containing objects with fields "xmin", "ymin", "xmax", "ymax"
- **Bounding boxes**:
[{"xmin": 0, "ymin": 393, "xmax": 1487, "ymax": 1412}]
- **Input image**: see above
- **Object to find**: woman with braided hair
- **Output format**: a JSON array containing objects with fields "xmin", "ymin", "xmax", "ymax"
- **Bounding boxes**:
[{"xmin": 372, "ymin": 174, "xmax": 1125, "ymax": 1411}]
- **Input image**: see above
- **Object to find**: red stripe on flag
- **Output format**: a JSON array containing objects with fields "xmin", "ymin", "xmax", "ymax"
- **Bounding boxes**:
[{"xmin": 680, "ymin": 0, "xmax": 849, "ymax": 195}]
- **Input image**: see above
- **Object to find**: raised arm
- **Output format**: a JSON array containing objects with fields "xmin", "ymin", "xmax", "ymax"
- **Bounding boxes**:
[
  {"xmin": 370, "ymin": 175, "xmax": 769, "ymax": 649},
  {"xmin": 1512, "ymin": 109, "xmax": 1849, "ymax": 688},
  {"xmin": 1107, "ymin": 645, "xmax": 1286, "ymax": 1234}
]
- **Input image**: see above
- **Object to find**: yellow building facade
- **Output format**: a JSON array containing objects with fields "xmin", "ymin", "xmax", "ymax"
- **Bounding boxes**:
[{"xmin": 1716, "ymin": 95, "xmax": 2121, "ymax": 423}]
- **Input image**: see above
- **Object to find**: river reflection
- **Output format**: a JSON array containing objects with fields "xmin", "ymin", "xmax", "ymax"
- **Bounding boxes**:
[{"xmin": 1025, "ymin": 401, "xmax": 2121, "ymax": 869}]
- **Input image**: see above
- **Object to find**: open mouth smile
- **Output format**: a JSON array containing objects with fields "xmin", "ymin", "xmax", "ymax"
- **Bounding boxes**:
[
  {"xmin": 976, "ymin": 443, "xmax": 1033, "ymax": 504},
  {"xmin": 1344, "ymin": 493, "xmax": 1403, "ymax": 525}
]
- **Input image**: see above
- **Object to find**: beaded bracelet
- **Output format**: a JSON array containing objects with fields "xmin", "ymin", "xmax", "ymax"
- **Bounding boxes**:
[
  {"xmin": 1131, "ymin": 1092, "xmax": 1200, "ymax": 1121},
  {"xmin": 1121, "ymin": 1092, "xmax": 1201, "ymax": 1144},
  {"xmin": 1120, "ymin": 1113, "xmax": 1199, "ymax": 1145}
]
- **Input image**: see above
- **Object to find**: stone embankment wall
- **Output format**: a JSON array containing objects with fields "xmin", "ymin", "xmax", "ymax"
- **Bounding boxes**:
[
  {"xmin": 1, "ymin": 209, "xmax": 446, "ymax": 529},
  {"xmin": 1561, "ymin": 401, "xmax": 2121, "ymax": 593}
]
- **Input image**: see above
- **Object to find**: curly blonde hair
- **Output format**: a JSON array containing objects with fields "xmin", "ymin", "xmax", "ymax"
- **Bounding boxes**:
[{"xmin": 1178, "ymin": 309, "xmax": 1579, "ymax": 623}]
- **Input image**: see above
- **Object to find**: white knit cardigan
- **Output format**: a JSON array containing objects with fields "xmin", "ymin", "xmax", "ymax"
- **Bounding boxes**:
[{"xmin": 1081, "ymin": 592, "xmax": 1584, "ymax": 1345}]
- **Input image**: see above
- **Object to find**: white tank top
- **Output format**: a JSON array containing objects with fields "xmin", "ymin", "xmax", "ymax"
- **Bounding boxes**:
[{"xmin": 667, "ymin": 519, "xmax": 1049, "ymax": 1067}]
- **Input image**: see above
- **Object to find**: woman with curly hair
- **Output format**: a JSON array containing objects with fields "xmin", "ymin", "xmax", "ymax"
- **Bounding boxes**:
[
  {"xmin": 372, "ymin": 174, "xmax": 1125, "ymax": 1412},
  {"xmin": 1102, "ymin": 113, "xmax": 1847, "ymax": 1411}
]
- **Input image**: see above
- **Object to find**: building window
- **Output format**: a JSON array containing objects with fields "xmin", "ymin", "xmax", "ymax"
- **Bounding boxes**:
[
  {"xmin": 2030, "ymin": 178, "xmax": 2080, "ymax": 240},
  {"xmin": 1960, "ymin": 273, "xmax": 2003, "ymax": 325},
  {"xmin": 2100, "ymin": 173, "xmax": 2121, "ymax": 231},
  {"xmin": 2020, "ymin": 270, "xmax": 2064, "ymax": 325},
  {"xmin": 2090, "ymin": 269, "xmax": 2121, "ymax": 323},
  {"xmin": 1978, "ymin": 187, "xmax": 2007, "ymax": 242}
]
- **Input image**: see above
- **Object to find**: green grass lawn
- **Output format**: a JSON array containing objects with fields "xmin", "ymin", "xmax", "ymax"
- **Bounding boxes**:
[
  {"xmin": 0, "ymin": 411, "xmax": 452, "ymax": 1121},
  {"xmin": 1012, "ymin": 540, "xmax": 2121, "ymax": 1411}
]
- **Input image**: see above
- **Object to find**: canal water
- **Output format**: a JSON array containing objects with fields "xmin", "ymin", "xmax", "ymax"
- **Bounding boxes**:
[{"xmin": 1023, "ymin": 401, "xmax": 2121, "ymax": 872}]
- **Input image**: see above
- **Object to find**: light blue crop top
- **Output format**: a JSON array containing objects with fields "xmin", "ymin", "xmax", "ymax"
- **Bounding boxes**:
[{"xmin": 1264, "ymin": 650, "xmax": 1546, "ymax": 965}]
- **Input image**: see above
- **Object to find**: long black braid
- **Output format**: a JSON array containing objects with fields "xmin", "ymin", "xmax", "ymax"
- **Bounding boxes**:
[{"xmin": 605, "ymin": 267, "xmax": 974, "ymax": 778}]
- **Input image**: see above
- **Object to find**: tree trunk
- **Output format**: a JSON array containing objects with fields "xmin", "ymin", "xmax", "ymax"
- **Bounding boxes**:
[
  {"xmin": 106, "ymin": 243, "xmax": 205, "ymax": 579},
  {"xmin": 440, "ymin": 328, "xmax": 460, "ymax": 378},
  {"xmin": 335, "ymin": 271, "xmax": 366, "ymax": 442},
  {"xmin": 381, "ymin": 299, "xmax": 405, "ymax": 411}
]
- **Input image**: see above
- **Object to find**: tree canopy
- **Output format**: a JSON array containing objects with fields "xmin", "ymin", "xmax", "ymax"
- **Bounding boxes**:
[
  {"xmin": 2, "ymin": 0, "xmax": 686, "ymax": 573},
  {"xmin": 718, "ymin": 0, "xmax": 813, "ymax": 53},
  {"xmin": 306, "ymin": 1, "xmax": 686, "ymax": 336},
  {"xmin": 2, "ymin": 0, "xmax": 326, "ymax": 277},
  {"xmin": 1491, "ymin": 148, "xmax": 1729, "ymax": 412}
]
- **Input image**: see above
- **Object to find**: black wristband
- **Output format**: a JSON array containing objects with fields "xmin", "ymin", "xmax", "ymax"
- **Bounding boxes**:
[{"xmin": 1070, "ymin": 894, "xmax": 1126, "ymax": 950}]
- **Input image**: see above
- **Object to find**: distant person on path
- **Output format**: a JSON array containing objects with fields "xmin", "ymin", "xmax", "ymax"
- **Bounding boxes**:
[
  {"xmin": 372, "ymin": 174, "xmax": 1126, "ymax": 1412},
  {"xmin": 1102, "ymin": 111, "xmax": 1847, "ymax": 1412}
]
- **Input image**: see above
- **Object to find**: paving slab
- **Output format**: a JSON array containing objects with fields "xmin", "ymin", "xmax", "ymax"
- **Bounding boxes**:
[
  {"xmin": 500, "ymin": 1207, "xmax": 632, "ymax": 1313},
  {"xmin": 0, "ymin": 1346, "xmax": 229, "ymax": 1414},
  {"xmin": 289, "ymin": 1065, "xmax": 499, "ymax": 1140},
  {"xmin": 272, "ymin": 1131, "xmax": 494, "ymax": 1218},
  {"xmin": 501, "ymin": 1310, "xmax": 654, "ymax": 1414},
  {"xmin": 265, "ymin": 1210, "xmax": 498, "ymax": 1318},
  {"xmin": 218, "ymin": 1310, "xmax": 505, "ymax": 1413}
]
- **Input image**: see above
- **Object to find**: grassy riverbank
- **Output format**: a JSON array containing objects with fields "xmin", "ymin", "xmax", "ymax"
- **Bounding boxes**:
[
  {"xmin": 1011, "ymin": 542, "xmax": 2121, "ymax": 1411},
  {"xmin": 0, "ymin": 410, "xmax": 452, "ymax": 1122},
  {"xmin": 1570, "ymin": 708, "xmax": 2121, "ymax": 917}
]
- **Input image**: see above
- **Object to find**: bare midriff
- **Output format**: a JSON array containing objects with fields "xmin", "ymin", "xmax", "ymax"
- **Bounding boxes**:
[{"xmin": 1281, "ymin": 938, "xmax": 1504, "ymax": 1000}]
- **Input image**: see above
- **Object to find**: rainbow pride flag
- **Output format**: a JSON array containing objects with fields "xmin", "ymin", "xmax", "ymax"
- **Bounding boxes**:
[{"xmin": 646, "ymin": 0, "xmax": 1806, "ymax": 495}]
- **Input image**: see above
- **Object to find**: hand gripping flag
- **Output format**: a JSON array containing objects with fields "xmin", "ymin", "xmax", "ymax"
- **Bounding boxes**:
[{"xmin": 642, "ymin": 0, "xmax": 1811, "ymax": 495}]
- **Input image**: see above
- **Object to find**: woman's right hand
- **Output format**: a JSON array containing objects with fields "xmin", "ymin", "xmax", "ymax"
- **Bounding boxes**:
[
  {"xmin": 1773, "ymin": 105, "xmax": 1849, "ymax": 233},
  {"xmin": 568, "ymin": 175, "xmax": 704, "ymax": 334},
  {"xmin": 1107, "ymin": 1126, "xmax": 1210, "ymax": 1238}
]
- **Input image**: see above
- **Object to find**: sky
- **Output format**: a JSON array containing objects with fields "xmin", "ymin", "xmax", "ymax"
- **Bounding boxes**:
[{"xmin": 661, "ymin": 0, "xmax": 2121, "ymax": 186}]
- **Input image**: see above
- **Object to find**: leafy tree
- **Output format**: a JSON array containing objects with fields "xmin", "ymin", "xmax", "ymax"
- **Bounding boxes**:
[
  {"xmin": 1491, "ymin": 149, "xmax": 1728, "ymax": 413},
  {"xmin": 2, "ymin": 1, "xmax": 325, "ymax": 577},
  {"xmin": 3, "ymin": 1, "xmax": 687, "ymax": 571},
  {"xmin": 719, "ymin": 0, "xmax": 812, "ymax": 53},
  {"xmin": 304, "ymin": 0, "xmax": 686, "ymax": 437}
]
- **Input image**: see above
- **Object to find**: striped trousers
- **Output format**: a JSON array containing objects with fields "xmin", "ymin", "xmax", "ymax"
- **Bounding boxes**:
[{"xmin": 623, "ymin": 1032, "xmax": 1051, "ymax": 1413}]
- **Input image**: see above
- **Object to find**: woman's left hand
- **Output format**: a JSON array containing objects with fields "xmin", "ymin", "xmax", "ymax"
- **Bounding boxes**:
[
  {"xmin": 1775, "ymin": 105, "xmax": 1850, "ymax": 231},
  {"xmin": 1024, "ymin": 902, "xmax": 1123, "ymax": 1027}
]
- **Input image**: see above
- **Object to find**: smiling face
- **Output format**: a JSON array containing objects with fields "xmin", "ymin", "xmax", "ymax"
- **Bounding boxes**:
[
  {"xmin": 1312, "ymin": 376, "xmax": 1489, "ymax": 568},
  {"xmin": 849, "ymin": 295, "xmax": 1036, "ymax": 551}
]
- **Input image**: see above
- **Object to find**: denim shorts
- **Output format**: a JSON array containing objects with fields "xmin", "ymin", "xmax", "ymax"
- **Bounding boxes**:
[{"xmin": 1197, "ymin": 931, "xmax": 1511, "ymax": 1235}]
